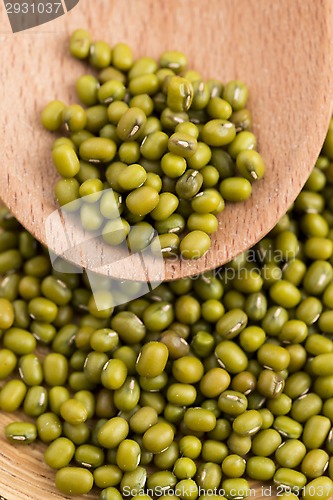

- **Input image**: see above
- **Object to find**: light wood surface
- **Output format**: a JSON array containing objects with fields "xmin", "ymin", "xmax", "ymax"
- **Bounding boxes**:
[{"xmin": 1, "ymin": 0, "xmax": 333, "ymax": 281}]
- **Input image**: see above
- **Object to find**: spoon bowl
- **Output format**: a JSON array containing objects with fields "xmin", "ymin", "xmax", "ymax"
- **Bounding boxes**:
[{"xmin": 1, "ymin": 0, "xmax": 333, "ymax": 283}]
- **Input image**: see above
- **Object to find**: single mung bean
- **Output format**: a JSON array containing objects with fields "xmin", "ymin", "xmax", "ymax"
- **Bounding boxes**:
[
  {"xmin": 129, "ymin": 407, "xmax": 158, "ymax": 434},
  {"xmin": 275, "ymin": 439, "xmax": 307, "ymax": 468},
  {"xmin": 301, "ymin": 449, "xmax": 329, "ymax": 478},
  {"xmin": 128, "ymin": 73, "xmax": 159, "ymax": 96},
  {"xmin": 227, "ymin": 432, "xmax": 252, "ymax": 456},
  {"xmin": 179, "ymin": 230, "xmax": 211, "ymax": 259},
  {"xmin": 142, "ymin": 301, "xmax": 174, "ymax": 331},
  {"xmin": 44, "ymin": 436, "xmax": 76, "ymax": 469},
  {"xmin": 28, "ymin": 297, "xmax": 58, "ymax": 323},
  {"xmin": 231, "ymin": 371, "xmax": 257, "ymax": 395},
  {"xmin": 221, "ymin": 478, "xmax": 250, "ymax": 500},
  {"xmin": 89, "ymin": 39, "xmax": 112, "ymax": 68},
  {"xmin": 5, "ymin": 422, "xmax": 37, "ymax": 444},
  {"xmin": 216, "ymin": 308, "xmax": 248, "ymax": 339},
  {"xmin": 41, "ymin": 100, "xmax": 66, "ymax": 131},
  {"xmin": 202, "ymin": 119, "xmax": 236, "ymax": 147},
  {"xmin": 0, "ymin": 297, "xmax": 14, "ymax": 329},
  {"xmin": 43, "ymin": 353, "xmax": 68, "ymax": 386},
  {"xmin": 311, "ymin": 353, "xmax": 333, "ymax": 375},
  {"xmin": 116, "ymin": 439, "xmax": 141, "ymax": 471},
  {"xmin": 147, "ymin": 470, "xmax": 177, "ymax": 493},
  {"xmin": 219, "ymin": 177, "xmax": 252, "ymax": 202},
  {"xmin": 98, "ymin": 417, "xmax": 129, "ymax": 449},
  {"xmin": 76, "ymin": 74, "xmax": 99, "ymax": 106},
  {"xmin": 236, "ymin": 149, "xmax": 265, "ymax": 182},
  {"xmin": 269, "ymin": 280, "xmax": 302, "ymax": 308},
  {"xmin": 60, "ymin": 398, "xmax": 88, "ymax": 425},
  {"xmin": 302, "ymin": 415, "xmax": 331, "ymax": 448},
  {"xmin": 228, "ymin": 130, "xmax": 257, "ymax": 158},
  {"xmin": 136, "ymin": 341, "xmax": 169, "ymax": 377},
  {"xmin": 223, "ymin": 80, "xmax": 248, "ymax": 110},
  {"xmin": 232, "ymin": 409, "xmax": 263, "ymax": 436},
  {"xmin": 303, "ymin": 260, "xmax": 333, "ymax": 295},
  {"xmin": 283, "ymin": 258, "xmax": 307, "ymax": 286},
  {"xmin": 183, "ymin": 407, "xmax": 216, "ymax": 432},
  {"xmin": 150, "ymin": 192, "xmax": 179, "ymax": 221},
  {"xmin": 174, "ymin": 295, "xmax": 200, "ymax": 325},
  {"xmin": 93, "ymin": 464, "xmax": 123, "ymax": 489},
  {"xmin": 221, "ymin": 454, "xmax": 246, "ymax": 479},
  {"xmin": 74, "ymin": 444, "xmax": 104, "ymax": 469},
  {"xmin": 84, "ymin": 351, "xmax": 109, "ymax": 383},
  {"xmin": 199, "ymin": 367, "xmax": 230, "ymax": 398},
  {"xmin": 167, "ymin": 76, "xmax": 193, "ymax": 112},
  {"xmin": 142, "ymin": 422, "xmax": 174, "ymax": 453},
  {"xmin": 173, "ymin": 457, "xmax": 196, "ymax": 479},
  {"xmin": 246, "ymin": 456, "xmax": 276, "ymax": 481},
  {"xmin": 239, "ymin": 326, "xmax": 266, "ymax": 352},
  {"xmin": 79, "ymin": 137, "xmax": 117, "ymax": 163},
  {"xmin": 251, "ymin": 428, "xmax": 282, "ymax": 456},
  {"xmin": 168, "ymin": 132, "xmax": 198, "ymax": 158},
  {"xmin": 126, "ymin": 186, "xmax": 160, "ymax": 216},
  {"xmin": 19, "ymin": 353, "xmax": 43, "ymax": 386},
  {"xmin": 218, "ymin": 390, "xmax": 248, "ymax": 416},
  {"xmin": 273, "ymin": 469, "xmax": 307, "ymax": 491},
  {"xmin": 90, "ymin": 328, "xmax": 119, "ymax": 352},
  {"xmin": 117, "ymin": 107, "xmax": 147, "ymax": 141},
  {"xmin": 97, "ymin": 79, "xmax": 126, "ymax": 104},
  {"xmin": 3, "ymin": 328, "xmax": 36, "ymax": 355},
  {"xmin": 159, "ymin": 50, "xmax": 187, "ymax": 73},
  {"xmin": 84, "ymin": 105, "xmax": 109, "ymax": 133},
  {"xmin": 283, "ymin": 371, "xmax": 311, "ymax": 399},
  {"xmin": 230, "ymin": 108, "xmax": 252, "ymax": 131},
  {"xmin": 0, "ymin": 348, "xmax": 17, "ymax": 379},
  {"xmin": 114, "ymin": 376, "xmax": 140, "ymax": 411},
  {"xmin": 62, "ymin": 104, "xmax": 87, "ymax": 132},
  {"xmin": 257, "ymin": 343, "xmax": 290, "ymax": 371},
  {"xmin": 153, "ymin": 441, "xmax": 178, "ymax": 470},
  {"xmin": 196, "ymin": 462, "xmax": 222, "ymax": 490},
  {"xmin": 302, "ymin": 477, "xmax": 333, "ymax": 500},
  {"xmin": 36, "ymin": 412, "xmax": 62, "ymax": 443},
  {"xmin": 172, "ymin": 355, "xmax": 204, "ymax": 384},
  {"xmin": 273, "ymin": 415, "xmax": 303, "ymax": 439},
  {"xmin": 305, "ymin": 333, "xmax": 333, "ymax": 355},
  {"xmin": 215, "ymin": 340, "xmax": 248, "ymax": 374},
  {"xmin": 52, "ymin": 144, "xmax": 80, "ymax": 177},
  {"xmin": 55, "ymin": 467, "xmax": 94, "ymax": 496},
  {"xmin": 101, "ymin": 359, "xmax": 127, "ymax": 390},
  {"xmin": 69, "ymin": 28, "xmax": 91, "ymax": 59}
]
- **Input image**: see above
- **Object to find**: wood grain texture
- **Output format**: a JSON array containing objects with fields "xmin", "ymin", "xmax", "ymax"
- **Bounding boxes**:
[{"xmin": 1, "ymin": 0, "xmax": 333, "ymax": 281}]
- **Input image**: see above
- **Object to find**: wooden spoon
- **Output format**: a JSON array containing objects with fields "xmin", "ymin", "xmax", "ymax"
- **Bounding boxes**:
[{"xmin": 1, "ymin": 0, "xmax": 333, "ymax": 284}]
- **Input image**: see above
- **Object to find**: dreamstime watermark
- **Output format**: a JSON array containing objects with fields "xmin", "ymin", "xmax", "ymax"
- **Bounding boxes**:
[
  {"xmin": 45, "ymin": 187, "xmax": 293, "ymax": 310},
  {"xmin": 3, "ymin": 0, "xmax": 80, "ymax": 32}
]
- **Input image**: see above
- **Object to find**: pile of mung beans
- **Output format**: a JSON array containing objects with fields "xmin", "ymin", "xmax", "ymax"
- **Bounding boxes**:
[
  {"xmin": 1, "ymin": 120, "xmax": 333, "ymax": 499},
  {"xmin": 3, "ymin": 32, "xmax": 333, "ymax": 500},
  {"xmin": 41, "ymin": 29, "xmax": 265, "ymax": 260}
]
